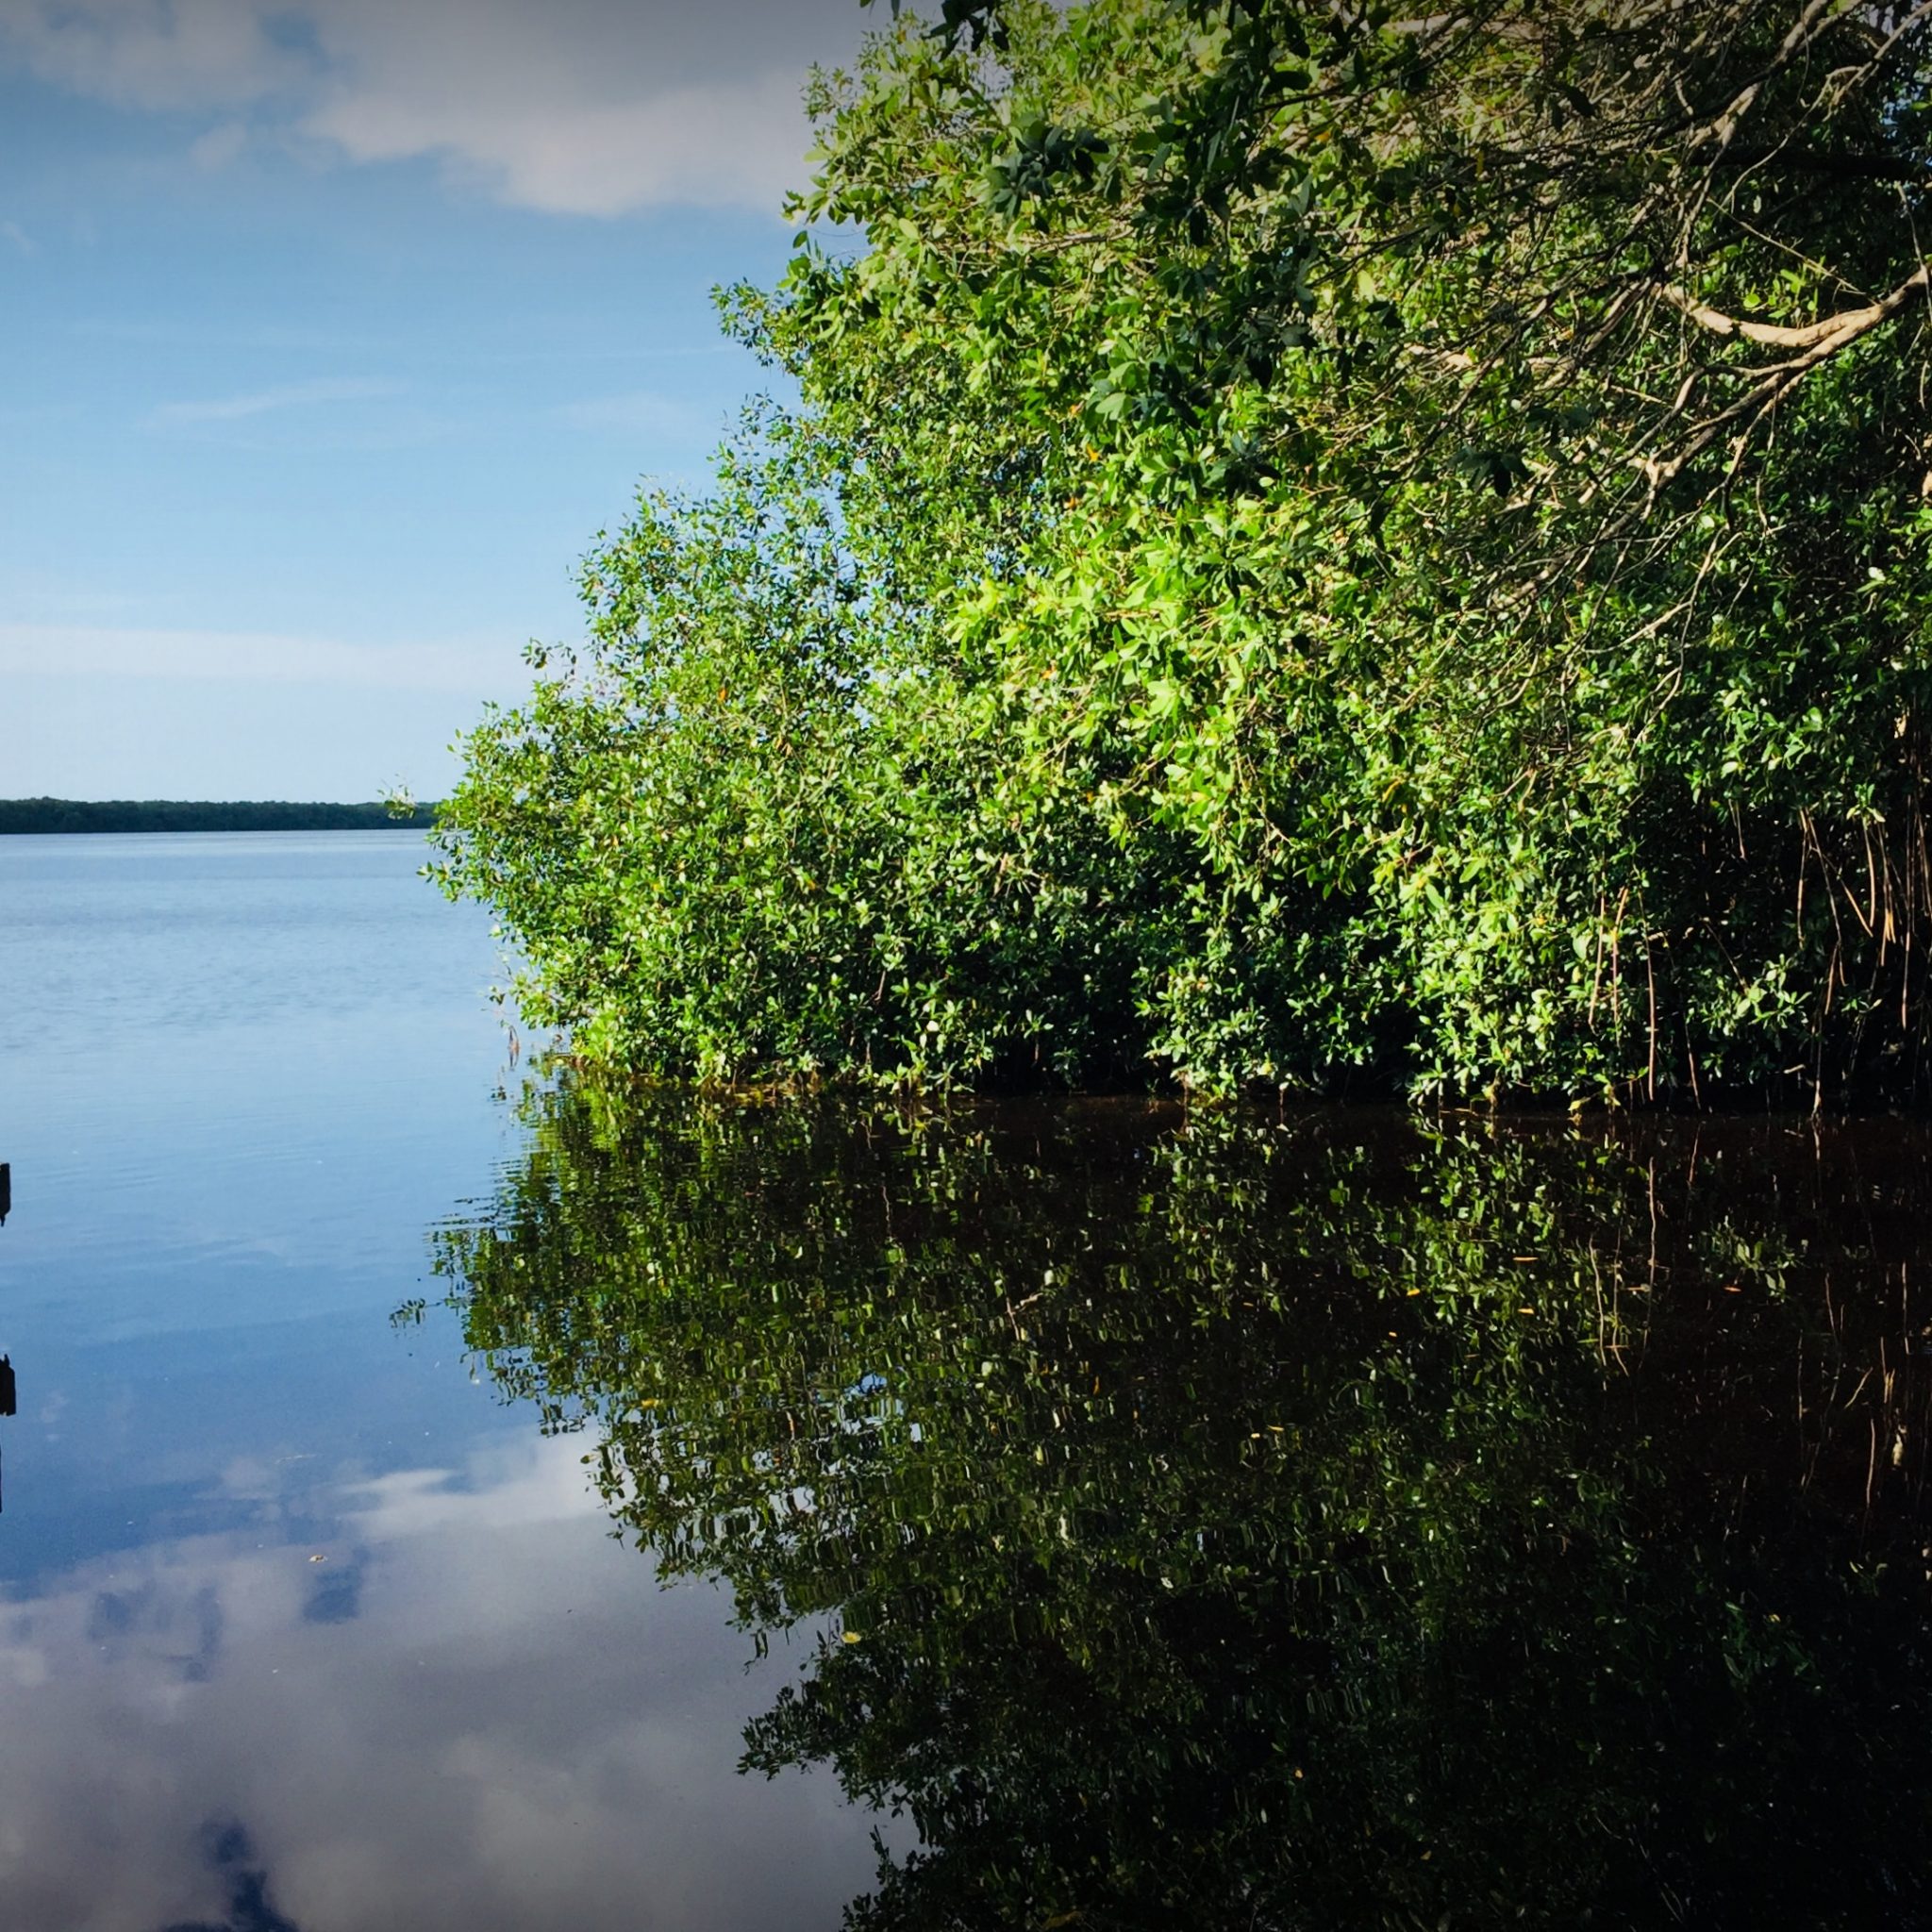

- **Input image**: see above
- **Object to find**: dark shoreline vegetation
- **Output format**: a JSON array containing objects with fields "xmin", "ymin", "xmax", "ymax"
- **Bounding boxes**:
[
  {"xmin": 0, "ymin": 798, "xmax": 441, "ymax": 835},
  {"xmin": 434, "ymin": 0, "xmax": 1932, "ymax": 1109}
]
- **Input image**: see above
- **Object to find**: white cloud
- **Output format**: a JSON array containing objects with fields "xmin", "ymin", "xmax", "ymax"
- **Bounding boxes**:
[
  {"xmin": 0, "ymin": 0, "xmax": 304, "ymax": 110},
  {"xmin": 0, "ymin": 218, "xmax": 32, "ymax": 252},
  {"xmin": 312, "ymin": 63, "xmax": 813, "ymax": 215},
  {"xmin": 0, "ymin": 0, "xmax": 868, "ymax": 214},
  {"xmin": 146, "ymin": 375, "xmax": 400, "ymax": 426},
  {"xmin": 0, "ymin": 621, "xmax": 524, "ymax": 691}
]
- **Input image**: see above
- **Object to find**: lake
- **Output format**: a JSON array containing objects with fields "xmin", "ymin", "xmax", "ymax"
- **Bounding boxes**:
[{"xmin": 2, "ymin": 832, "xmax": 1929, "ymax": 1929}]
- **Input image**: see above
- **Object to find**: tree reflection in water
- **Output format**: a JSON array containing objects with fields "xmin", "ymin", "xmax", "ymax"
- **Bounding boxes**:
[{"xmin": 428, "ymin": 1084, "xmax": 1932, "ymax": 1930}]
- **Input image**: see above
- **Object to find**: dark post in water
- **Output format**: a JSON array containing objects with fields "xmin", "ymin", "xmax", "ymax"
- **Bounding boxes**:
[{"xmin": 0, "ymin": 1164, "xmax": 11, "ymax": 1512}]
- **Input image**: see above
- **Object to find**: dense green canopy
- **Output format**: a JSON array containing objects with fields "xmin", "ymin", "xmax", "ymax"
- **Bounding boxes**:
[{"xmin": 437, "ymin": 0, "xmax": 1932, "ymax": 1103}]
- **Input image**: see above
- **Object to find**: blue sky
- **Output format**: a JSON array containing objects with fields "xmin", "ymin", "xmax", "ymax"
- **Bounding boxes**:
[{"xmin": 0, "ymin": 0, "xmax": 872, "ymax": 798}]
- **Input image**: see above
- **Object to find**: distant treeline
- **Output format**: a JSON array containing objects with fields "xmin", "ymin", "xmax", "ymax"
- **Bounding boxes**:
[{"xmin": 0, "ymin": 798, "xmax": 440, "ymax": 834}]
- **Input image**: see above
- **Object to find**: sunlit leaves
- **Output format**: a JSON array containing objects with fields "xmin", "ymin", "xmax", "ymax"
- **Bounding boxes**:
[{"xmin": 441, "ymin": 0, "xmax": 1932, "ymax": 1102}]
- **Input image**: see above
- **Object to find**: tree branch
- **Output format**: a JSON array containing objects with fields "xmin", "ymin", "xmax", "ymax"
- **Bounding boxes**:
[{"xmin": 1656, "ymin": 265, "xmax": 1932, "ymax": 349}]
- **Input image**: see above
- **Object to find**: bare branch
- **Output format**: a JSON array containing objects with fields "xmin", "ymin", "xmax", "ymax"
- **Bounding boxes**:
[{"xmin": 1657, "ymin": 267, "xmax": 1932, "ymax": 348}]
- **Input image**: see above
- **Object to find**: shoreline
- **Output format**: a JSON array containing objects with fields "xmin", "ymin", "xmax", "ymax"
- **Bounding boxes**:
[{"xmin": 0, "ymin": 798, "xmax": 438, "ymax": 834}]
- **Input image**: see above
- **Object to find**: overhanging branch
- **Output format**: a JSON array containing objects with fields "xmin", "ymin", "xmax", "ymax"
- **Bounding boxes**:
[{"xmin": 1657, "ymin": 264, "xmax": 1931, "ymax": 351}]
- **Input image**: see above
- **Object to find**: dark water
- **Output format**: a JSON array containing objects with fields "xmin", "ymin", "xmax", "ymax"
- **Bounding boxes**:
[{"xmin": 4, "ymin": 836, "xmax": 1931, "ymax": 1929}]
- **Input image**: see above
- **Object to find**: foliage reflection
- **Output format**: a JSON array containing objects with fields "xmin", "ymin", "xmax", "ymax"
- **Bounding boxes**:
[{"xmin": 431, "ymin": 1086, "xmax": 1932, "ymax": 1930}]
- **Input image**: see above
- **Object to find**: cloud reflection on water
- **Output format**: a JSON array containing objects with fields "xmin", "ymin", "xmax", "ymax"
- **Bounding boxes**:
[{"xmin": 0, "ymin": 1431, "xmax": 881, "ymax": 1932}]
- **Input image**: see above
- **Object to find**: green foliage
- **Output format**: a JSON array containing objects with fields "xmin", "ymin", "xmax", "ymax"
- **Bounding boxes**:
[
  {"xmin": 433, "ymin": 423, "xmax": 1171, "ymax": 1082},
  {"xmin": 430, "ymin": 1079, "xmax": 1932, "ymax": 1927},
  {"xmin": 439, "ymin": 0, "xmax": 1932, "ymax": 1103}
]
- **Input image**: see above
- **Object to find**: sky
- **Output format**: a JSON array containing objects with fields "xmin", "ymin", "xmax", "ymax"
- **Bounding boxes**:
[{"xmin": 0, "ymin": 0, "xmax": 880, "ymax": 800}]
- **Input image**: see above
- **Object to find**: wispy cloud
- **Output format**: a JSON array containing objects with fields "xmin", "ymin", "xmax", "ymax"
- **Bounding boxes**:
[
  {"xmin": 76, "ymin": 319, "xmax": 744, "ymax": 362},
  {"xmin": 0, "ymin": 622, "xmax": 523, "ymax": 691},
  {"xmin": 0, "ymin": 0, "xmax": 864, "ymax": 215},
  {"xmin": 145, "ymin": 376, "xmax": 401, "ymax": 427},
  {"xmin": 75, "ymin": 317, "xmax": 384, "ymax": 353},
  {"xmin": 1, "ymin": 218, "xmax": 35, "ymax": 254},
  {"xmin": 188, "ymin": 118, "xmax": 248, "ymax": 170},
  {"xmin": 555, "ymin": 389, "xmax": 713, "ymax": 441}
]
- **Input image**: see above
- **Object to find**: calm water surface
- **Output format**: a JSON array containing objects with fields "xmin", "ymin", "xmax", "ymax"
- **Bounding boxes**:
[
  {"xmin": 4, "ymin": 832, "xmax": 1932, "ymax": 1930},
  {"xmin": 0, "ymin": 835, "xmax": 883, "ymax": 1932}
]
